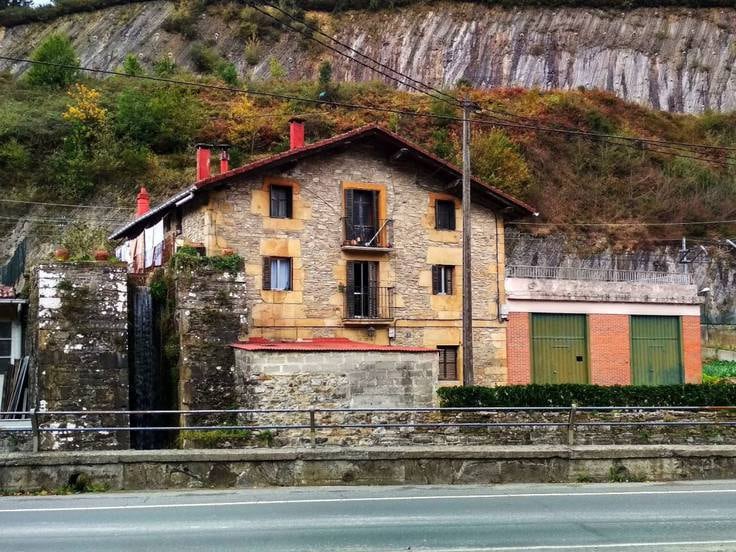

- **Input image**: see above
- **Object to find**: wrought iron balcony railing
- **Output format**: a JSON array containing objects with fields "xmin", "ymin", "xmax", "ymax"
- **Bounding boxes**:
[
  {"xmin": 342, "ymin": 218, "xmax": 393, "ymax": 249},
  {"xmin": 344, "ymin": 285, "xmax": 394, "ymax": 320}
]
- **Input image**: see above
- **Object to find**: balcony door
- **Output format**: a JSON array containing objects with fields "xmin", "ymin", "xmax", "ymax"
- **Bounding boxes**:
[
  {"xmin": 346, "ymin": 189, "xmax": 378, "ymax": 245},
  {"xmin": 347, "ymin": 261, "xmax": 377, "ymax": 318}
]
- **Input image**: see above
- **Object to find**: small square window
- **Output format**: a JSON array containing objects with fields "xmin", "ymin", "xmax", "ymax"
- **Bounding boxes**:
[
  {"xmin": 435, "ymin": 200, "xmax": 456, "ymax": 230},
  {"xmin": 432, "ymin": 265, "xmax": 454, "ymax": 295},
  {"xmin": 270, "ymin": 185, "xmax": 293, "ymax": 219},
  {"xmin": 264, "ymin": 257, "xmax": 292, "ymax": 291},
  {"xmin": 438, "ymin": 346, "xmax": 458, "ymax": 381}
]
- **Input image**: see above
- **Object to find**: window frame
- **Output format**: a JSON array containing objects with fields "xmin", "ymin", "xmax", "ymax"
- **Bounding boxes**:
[
  {"xmin": 435, "ymin": 199, "xmax": 456, "ymax": 231},
  {"xmin": 437, "ymin": 345, "xmax": 459, "ymax": 381},
  {"xmin": 432, "ymin": 265, "xmax": 454, "ymax": 295},
  {"xmin": 264, "ymin": 257, "xmax": 292, "ymax": 291},
  {"xmin": 269, "ymin": 184, "xmax": 293, "ymax": 219}
]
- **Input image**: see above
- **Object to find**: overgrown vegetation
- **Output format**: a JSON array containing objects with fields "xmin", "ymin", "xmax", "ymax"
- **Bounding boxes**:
[
  {"xmin": 437, "ymin": 384, "xmax": 736, "ymax": 407},
  {"xmin": 5, "ymin": 31, "xmax": 736, "ymax": 250},
  {"xmin": 172, "ymin": 246, "xmax": 244, "ymax": 273},
  {"xmin": 703, "ymin": 359, "xmax": 736, "ymax": 383}
]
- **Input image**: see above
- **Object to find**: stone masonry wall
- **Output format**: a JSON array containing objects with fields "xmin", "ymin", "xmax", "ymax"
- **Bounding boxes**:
[
  {"xmin": 183, "ymin": 142, "xmax": 508, "ymax": 386},
  {"xmin": 175, "ymin": 267, "xmax": 249, "ymax": 425},
  {"xmin": 29, "ymin": 263, "xmax": 129, "ymax": 451}
]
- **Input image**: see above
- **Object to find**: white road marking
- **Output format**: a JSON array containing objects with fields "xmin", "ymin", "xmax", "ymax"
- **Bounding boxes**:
[
  {"xmin": 430, "ymin": 540, "xmax": 736, "ymax": 551},
  {"xmin": 1, "ymin": 487, "xmax": 736, "ymax": 513}
]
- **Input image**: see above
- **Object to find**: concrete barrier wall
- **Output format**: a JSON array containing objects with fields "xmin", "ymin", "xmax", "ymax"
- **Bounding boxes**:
[{"xmin": 2, "ymin": 446, "xmax": 736, "ymax": 491}]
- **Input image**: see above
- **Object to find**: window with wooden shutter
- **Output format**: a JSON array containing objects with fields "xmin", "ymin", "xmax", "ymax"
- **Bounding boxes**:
[
  {"xmin": 438, "ymin": 346, "xmax": 458, "ymax": 381},
  {"xmin": 262, "ymin": 257, "xmax": 271, "ymax": 290},
  {"xmin": 432, "ymin": 265, "xmax": 454, "ymax": 295},
  {"xmin": 270, "ymin": 185, "xmax": 293, "ymax": 218},
  {"xmin": 435, "ymin": 200, "xmax": 456, "ymax": 230}
]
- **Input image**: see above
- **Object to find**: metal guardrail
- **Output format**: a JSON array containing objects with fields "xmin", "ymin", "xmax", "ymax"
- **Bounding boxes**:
[
  {"xmin": 2, "ymin": 406, "xmax": 736, "ymax": 451},
  {"xmin": 506, "ymin": 265, "xmax": 693, "ymax": 285}
]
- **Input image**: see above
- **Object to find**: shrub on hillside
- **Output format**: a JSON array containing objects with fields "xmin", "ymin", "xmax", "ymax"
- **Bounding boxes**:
[
  {"xmin": 25, "ymin": 34, "xmax": 79, "ymax": 89},
  {"xmin": 114, "ymin": 85, "xmax": 203, "ymax": 152},
  {"xmin": 470, "ymin": 129, "xmax": 531, "ymax": 198},
  {"xmin": 437, "ymin": 383, "xmax": 736, "ymax": 407}
]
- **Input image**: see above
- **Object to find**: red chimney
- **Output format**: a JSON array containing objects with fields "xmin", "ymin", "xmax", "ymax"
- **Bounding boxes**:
[
  {"xmin": 219, "ymin": 148, "xmax": 230, "ymax": 174},
  {"xmin": 196, "ymin": 144, "xmax": 211, "ymax": 181},
  {"xmin": 289, "ymin": 118, "xmax": 305, "ymax": 150},
  {"xmin": 136, "ymin": 187, "xmax": 150, "ymax": 217}
]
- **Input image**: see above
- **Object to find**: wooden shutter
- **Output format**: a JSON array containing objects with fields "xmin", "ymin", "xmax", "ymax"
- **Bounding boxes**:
[
  {"xmin": 431, "ymin": 265, "xmax": 439, "ymax": 295},
  {"xmin": 262, "ymin": 257, "xmax": 271, "ymax": 290},
  {"xmin": 286, "ymin": 188, "xmax": 293, "ymax": 218},
  {"xmin": 269, "ymin": 187, "xmax": 278, "ymax": 218},
  {"xmin": 346, "ymin": 261, "xmax": 356, "ymax": 318},
  {"xmin": 288, "ymin": 258, "xmax": 293, "ymax": 291},
  {"xmin": 345, "ymin": 189, "xmax": 354, "ymax": 222},
  {"xmin": 448, "ymin": 202, "xmax": 456, "ymax": 230},
  {"xmin": 434, "ymin": 201, "xmax": 441, "ymax": 229},
  {"xmin": 447, "ymin": 266, "xmax": 453, "ymax": 294},
  {"xmin": 371, "ymin": 191, "xmax": 379, "ymax": 226},
  {"xmin": 368, "ymin": 261, "xmax": 378, "ymax": 317},
  {"xmin": 446, "ymin": 347, "xmax": 458, "ymax": 380}
]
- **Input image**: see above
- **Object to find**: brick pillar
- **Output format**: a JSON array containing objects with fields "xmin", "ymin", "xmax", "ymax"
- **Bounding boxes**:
[
  {"xmin": 682, "ymin": 315, "xmax": 702, "ymax": 383},
  {"xmin": 588, "ymin": 314, "xmax": 631, "ymax": 385},
  {"xmin": 506, "ymin": 312, "xmax": 531, "ymax": 384}
]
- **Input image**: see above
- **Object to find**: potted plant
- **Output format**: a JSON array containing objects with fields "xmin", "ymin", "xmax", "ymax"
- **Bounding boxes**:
[
  {"xmin": 94, "ymin": 244, "xmax": 110, "ymax": 261},
  {"xmin": 54, "ymin": 246, "xmax": 70, "ymax": 262},
  {"xmin": 221, "ymin": 247, "xmax": 235, "ymax": 256}
]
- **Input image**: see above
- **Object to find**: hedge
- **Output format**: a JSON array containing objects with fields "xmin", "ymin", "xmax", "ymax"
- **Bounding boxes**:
[{"xmin": 436, "ymin": 384, "xmax": 736, "ymax": 407}]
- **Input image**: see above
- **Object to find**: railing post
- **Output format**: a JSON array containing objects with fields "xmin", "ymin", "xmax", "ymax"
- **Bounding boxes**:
[
  {"xmin": 31, "ymin": 407, "xmax": 40, "ymax": 453},
  {"xmin": 567, "ymin": 403, "xmax": 577, "ymax": 446},
  {"xmin": 309, "ymin": 407, "xmax": 317, "ymax": 449}
]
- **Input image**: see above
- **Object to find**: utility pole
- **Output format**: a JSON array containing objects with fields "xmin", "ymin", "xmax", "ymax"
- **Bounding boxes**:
[{"xmin": 462, "ymin": 99, "xmax": 474, "ymax": 387}]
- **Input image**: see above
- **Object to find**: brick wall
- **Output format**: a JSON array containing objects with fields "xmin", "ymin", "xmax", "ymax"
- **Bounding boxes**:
[
  {"xmin": 506, "ymin": 312, "xmax": 531, "ymax": 384},
  {"xmin": 682, "ymin": 315, "xmax": 702, "ymax": 383},
  {"xmin": 588, "ymin": 314, "xmax": 631, "ymax": 385}
]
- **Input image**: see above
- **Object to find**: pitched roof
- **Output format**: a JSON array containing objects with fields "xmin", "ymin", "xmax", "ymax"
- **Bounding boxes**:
[
  {"xmin": 111, "ymin": 124, "xmax": 537, "ymax": 239},
  {"xmin": 230, "ymin": 337, "xmax": 436, "ymax": 353}
]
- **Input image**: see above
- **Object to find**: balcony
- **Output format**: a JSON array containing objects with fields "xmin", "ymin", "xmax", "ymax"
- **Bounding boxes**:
[
  {"xmin": 505, "ymin": 265, "xmax": 693, "ymax": 285},
  {"xmin": 343, "ymin": 285, "xmax": 395, "ymax": 324},
  {"xmin": 341, "ymin": 218, "xmax": 394, "ymax": 252}
]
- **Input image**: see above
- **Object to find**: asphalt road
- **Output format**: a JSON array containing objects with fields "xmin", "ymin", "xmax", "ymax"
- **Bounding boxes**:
[{"xmin": 2, "ymin": 481, "xmax": 736, "ymax": 551}]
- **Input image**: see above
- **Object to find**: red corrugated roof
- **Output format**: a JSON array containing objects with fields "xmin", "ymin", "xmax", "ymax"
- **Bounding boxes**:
[
  {"xmin": 112, "ymin": 124, "xmax": 537, "ymax": 239},
  {"xmin": 230, "ymin": 337, "xmax": 437, "ymax": 353}
]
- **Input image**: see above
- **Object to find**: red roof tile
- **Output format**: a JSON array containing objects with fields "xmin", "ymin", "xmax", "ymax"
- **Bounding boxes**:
[
  {"xmin": 111, "ymin": 124, "xmax": 537, "ymax": 239},
  {"xmin": 230, "ymin": 337, "xmax": 437, "ymax": 353}
]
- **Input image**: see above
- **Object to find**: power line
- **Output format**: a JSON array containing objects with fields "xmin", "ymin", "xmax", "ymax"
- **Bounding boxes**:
[
  {"xmin": 254, "ymin": 0, "xmax": 462, "ymax": 107},
  {"xmin": 512, "ymin": 218, "xmax": 736, "ymax": 227},
  {"xmin": 0, "ymin": 198, "xmax": 128, "ymax": 210}
]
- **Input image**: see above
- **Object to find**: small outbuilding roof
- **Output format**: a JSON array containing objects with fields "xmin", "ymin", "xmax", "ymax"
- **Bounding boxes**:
[{"xmin": 230, "ymin": 337, "xmax": 437, "ymax": 353}]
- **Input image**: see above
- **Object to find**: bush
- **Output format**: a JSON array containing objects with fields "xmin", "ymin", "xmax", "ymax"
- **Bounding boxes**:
[
  {"xmin": 25, "ymin": 34, "xmax": 79, "ymax": 89},
  {"xmin": 470, "ymin": 129, "xmax": 531, "ymax": 198},
  {"xmin": 437, "ymin": 383, "xmax": 736, "ymax": 407},
  {"xmin": 703, "ymin": 360, "xmax": 736, "ymax": 382},
  {"xmin": 121, "ymin": 54, "xmax": 144, "ymax": 76},
  {"xmin": 189, "ymin": 42, "xmax": 220, "ymax": 73},
  {"xmin": 114, "ymin": 85, "xmax": 203, "ymax": 152}
]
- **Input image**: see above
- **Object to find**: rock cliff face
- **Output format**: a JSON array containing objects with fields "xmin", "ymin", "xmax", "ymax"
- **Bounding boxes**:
[{"xmin": 2, "ymin": 1, "xmax": 736, "ymax": 112}]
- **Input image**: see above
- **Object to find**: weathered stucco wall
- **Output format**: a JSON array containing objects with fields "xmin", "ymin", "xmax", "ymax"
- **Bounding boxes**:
[
  {"xmin": 185, "ymin": 142, "xmax": 506, "ymax": 385},
  {"xmin": 174, "ymin": 266, "xmax": 249, "ymax": 425},
  {"xmin": 27, "ymin": 263, "xmax": 129, "ymax": 451},
  {"xmin": 2, "ymin": 2, "xmax": 736, "ymax": 112}
]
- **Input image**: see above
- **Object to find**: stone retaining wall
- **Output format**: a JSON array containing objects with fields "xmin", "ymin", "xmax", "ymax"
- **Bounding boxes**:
[{"xmin": 2, "ymin": 445, "xmax": 736, "ymax": 491}]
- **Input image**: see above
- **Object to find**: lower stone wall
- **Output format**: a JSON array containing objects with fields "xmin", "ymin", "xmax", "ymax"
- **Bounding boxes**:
[{"xmin": 3, "ymin": 445, "xmax": 736, "ymax": 491}]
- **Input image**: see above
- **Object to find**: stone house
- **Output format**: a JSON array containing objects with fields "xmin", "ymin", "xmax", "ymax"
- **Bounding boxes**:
[{"xmin": 112, "ymin": 121, "xmax": 536, "ymax": 387}]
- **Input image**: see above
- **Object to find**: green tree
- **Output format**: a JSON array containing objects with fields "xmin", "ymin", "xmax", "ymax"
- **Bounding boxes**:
[
  {"xmin": 25, "ymin": 34, "xmax": 79, "ymax": 89},
  {"xmin": 114, "ymin": 85, "xmax": 203, "ymax": 153},
  {"xmin": 121, "ymin": 54, "xmax": 144, "ymax": 76},
  {"xmin": 217, "ymin": 62, "xmax": 238, "ymax": 86}
]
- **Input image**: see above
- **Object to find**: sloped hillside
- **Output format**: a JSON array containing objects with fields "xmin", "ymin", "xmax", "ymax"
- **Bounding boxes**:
[{"xmin": 2, "ymin": 1, "xmax": 736, "ymax": 112}]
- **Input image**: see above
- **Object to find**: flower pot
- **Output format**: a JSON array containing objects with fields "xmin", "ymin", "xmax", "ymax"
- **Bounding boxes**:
[
  {"xmin": 221, "ymin": 247, "xmax": 235, "ymax": 256},
  {"xmin": 94, "ymin": 249, "xmax": 109, "ymax": 262},
  {"xmin": 54, "ymin": 246, "xmax": 70, "ymax": 262}
]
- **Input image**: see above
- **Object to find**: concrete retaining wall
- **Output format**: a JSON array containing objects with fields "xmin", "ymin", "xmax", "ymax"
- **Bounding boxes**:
[{"xmin": 2, "ymin": 445, "xmax": 736, "ymax": 491}]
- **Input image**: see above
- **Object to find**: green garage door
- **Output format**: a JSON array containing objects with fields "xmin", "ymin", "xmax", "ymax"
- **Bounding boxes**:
[
  {"xmin": 631, "ymin": 316, "xmax": 683, "ymax": 385},
  {"xmin": 532, "ymin": 314, "xmax": 588, "ymax": 384}
]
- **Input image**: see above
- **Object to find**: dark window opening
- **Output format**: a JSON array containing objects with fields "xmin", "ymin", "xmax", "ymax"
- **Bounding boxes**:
[
  {"xmin": 438, "ymin": 346, "xmax": 458, "ymax": 381},
  {"xmin": 431, "ymin": 265, "xmax": 454, "ymax": 295},
  {"xmin": 435, "ymin": 200, "xmax": 456, "ymax": 230},
  {"xmin": 346, "ymin": 260, "xmax": 378, "ymax": 318},
  {"xmin": 270, "ymin": 185, "xmax": 293, "ymax": 219}
]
